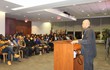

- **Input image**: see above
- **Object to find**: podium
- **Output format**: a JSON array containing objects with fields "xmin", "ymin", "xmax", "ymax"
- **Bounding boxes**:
[{"xmin": 54, "ymin": 40, "xmax": 84, "ymax": 70}]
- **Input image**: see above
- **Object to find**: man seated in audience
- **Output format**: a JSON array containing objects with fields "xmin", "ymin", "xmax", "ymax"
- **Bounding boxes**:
[
  {"xmin": 52, "ymin": 33, "xmax": 58, "ymax": 41},
  {"xmin": 25, "ymin": 34, "xmax": 36, "ymax": 56},
  {"xmin": 48, "ymin": 38, "xmax": 54, "ymax": 51}
]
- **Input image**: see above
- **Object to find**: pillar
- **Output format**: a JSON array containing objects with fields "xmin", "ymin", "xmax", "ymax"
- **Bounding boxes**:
[{"xmin": 0, "ymin": 11, "xmax": 5, "ymax": 36}]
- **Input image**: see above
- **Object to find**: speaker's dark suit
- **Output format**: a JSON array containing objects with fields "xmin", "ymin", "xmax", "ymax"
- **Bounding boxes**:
[{"xmin": 79, "ymin": 27, "xmax": 96, "ymax": 70}]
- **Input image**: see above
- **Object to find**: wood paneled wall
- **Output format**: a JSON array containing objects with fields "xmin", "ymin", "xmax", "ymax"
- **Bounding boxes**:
[{"xmin": 5, "ymin": 17, "xmax": 31, "ymax": 35}]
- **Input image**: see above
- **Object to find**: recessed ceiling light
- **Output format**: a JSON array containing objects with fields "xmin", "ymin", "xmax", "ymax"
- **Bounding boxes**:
[
  {"xmin": 6, "ymin": 6, "xmax": 9, "ymax": 8},
  {"xmin": 38, "ymin": 14, "xmax": 41, "ymax": 15},
  {"xmin": 81, "ymin": 10, "xmax": 84, "ymax": 12},
  {"xmin": 87, "ymin": 14, "xmax": 90, "ymax": 17},
  {"xmin": 98, "ymin": 0, "xmax": 102, "ymax": 3},
  {"xmin": 102, "ymin": 8, "xmax": 105, "ymax": 10}
]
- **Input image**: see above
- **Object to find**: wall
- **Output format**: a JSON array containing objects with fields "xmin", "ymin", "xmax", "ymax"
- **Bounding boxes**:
[
  {"xmin": 32, "ymin": 21, "xmax": 51, "ymax": 34},
  {"xmin": 6, "ymin": 17, "xmax": 31, "ymax": 35},
  {"xmin": 0, "ymin": 11, "xmax": 5, "ymax": 36}
]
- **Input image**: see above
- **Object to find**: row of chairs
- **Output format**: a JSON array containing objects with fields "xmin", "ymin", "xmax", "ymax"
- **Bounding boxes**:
[
  {"xmin": 1, "ymin": 50, "xmax": 23, "ymax": 63},
  {"xmin": 1, "ymin": 44, "xmax": 53, "ymax": 64}
]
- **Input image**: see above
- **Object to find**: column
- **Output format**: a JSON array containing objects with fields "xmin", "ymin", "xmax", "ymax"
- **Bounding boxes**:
[{"xmin": 0, "ymin": 11, "xmax": 5, "ymax": 36}]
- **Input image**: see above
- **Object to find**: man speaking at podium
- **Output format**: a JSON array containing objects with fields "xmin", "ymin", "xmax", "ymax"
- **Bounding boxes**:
[{"xmin": 71, "ymin": 19, "xmax": 96, "ymax": 70}]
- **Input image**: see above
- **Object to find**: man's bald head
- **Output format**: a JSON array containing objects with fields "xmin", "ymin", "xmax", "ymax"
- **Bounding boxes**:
[{"xmin": 82, "ymin": 19, "xmax": 90, "ymax": 29}]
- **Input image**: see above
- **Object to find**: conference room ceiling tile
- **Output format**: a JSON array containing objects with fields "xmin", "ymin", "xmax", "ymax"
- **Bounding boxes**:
[{"xmin": 0, "ymin": 0, "xmax": 110, "ymax": 22}]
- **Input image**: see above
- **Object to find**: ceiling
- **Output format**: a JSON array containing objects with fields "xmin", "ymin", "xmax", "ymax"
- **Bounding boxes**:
[{"xmin": 0, "ymin": 0, "xmax": 110, "ymax": 22}]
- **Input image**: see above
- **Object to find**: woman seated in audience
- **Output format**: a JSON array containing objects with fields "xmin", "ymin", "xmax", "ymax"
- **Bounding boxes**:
[
  {"xmin": 34, "ymin": 36, "xmax": 45, "ymax": 54},
  {"xmin": 7, "ymin": 35, "xmax": 20, "ymax": 55},
  {"xmin": 0, "ymin": 34, "xmax": 20, "ymax": 65},
  {"xmin": 32, "ymin": 36, "xmax": 40, "ymax": 55},
  {"xmin": 40, "ymin": 36, "xmax": 49, "ymax": 53},
  {"xmin": 35, "ymin": 36, "xmax": 41, "ymax": 45},
  {"xmin": 12, "ymin": 35, "xmax": 20, "ymax": 54},
  {"xmin": 18, "ymin": 36, "xmax": 29, "ymax": 58}
]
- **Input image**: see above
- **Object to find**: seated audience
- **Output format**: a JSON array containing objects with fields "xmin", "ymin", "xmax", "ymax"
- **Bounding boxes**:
[
  {"xmin": 0, "ymin": 30, "xmax": 74, "ymax": 65},
  {"xmin": 0, "ymin": 34, "xmax": 20, "ymax": 65}
]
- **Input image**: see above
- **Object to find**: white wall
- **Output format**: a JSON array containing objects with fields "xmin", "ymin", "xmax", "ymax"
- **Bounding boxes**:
[
  {"xmin": 0, "ymin": 11, "xmax": 5, "ymax": 36},
  {"xmin": 32, "ymin": 21, "xmax": 51, "ymax": 34}
]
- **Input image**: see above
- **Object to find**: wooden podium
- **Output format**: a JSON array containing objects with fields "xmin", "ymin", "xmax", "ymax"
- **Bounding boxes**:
[{"xmin": 54, "ymin": 40, "xmax": 84, "ymax": 70}]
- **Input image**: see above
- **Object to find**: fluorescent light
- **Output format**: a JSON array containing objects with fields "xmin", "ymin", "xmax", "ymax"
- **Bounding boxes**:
[
  {"xmin": 12, "ymin": 7, "xmax": 28, "ymax": 10},
  {"xmin": 4, "ymin": 0, "xmax": 66, "ymax": 10},
  {"xmin": 27, "ymin": 10, "xmax": 43, "ymax": 13},
  {"xmin": 44, "ymin": 9, "xmax": 77, "ymax": 21}
]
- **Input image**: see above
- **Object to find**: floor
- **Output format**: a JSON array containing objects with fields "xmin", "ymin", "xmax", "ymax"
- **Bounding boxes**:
[
  {"xmin": 0, "ymin": 44, "xmax": 110, "ymax": 70},
  {"xmin": 94, "ymin": 44, "xmax": 110, "ymax": 70}
]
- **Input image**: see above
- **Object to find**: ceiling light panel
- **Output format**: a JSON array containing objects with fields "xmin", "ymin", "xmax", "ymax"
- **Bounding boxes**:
[
  {"xmin": 4, "ymin": 0, "xmax": 66, "ymax": 10},
  {"xmin": 44, "ymin": 9, "xmax": 77, "ymax": 21}
]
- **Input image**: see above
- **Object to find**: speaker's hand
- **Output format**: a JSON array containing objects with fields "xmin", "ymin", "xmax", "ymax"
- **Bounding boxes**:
[{"xmin": 71, "ymin": 40, "xmax": 78, "ymax": 44}]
